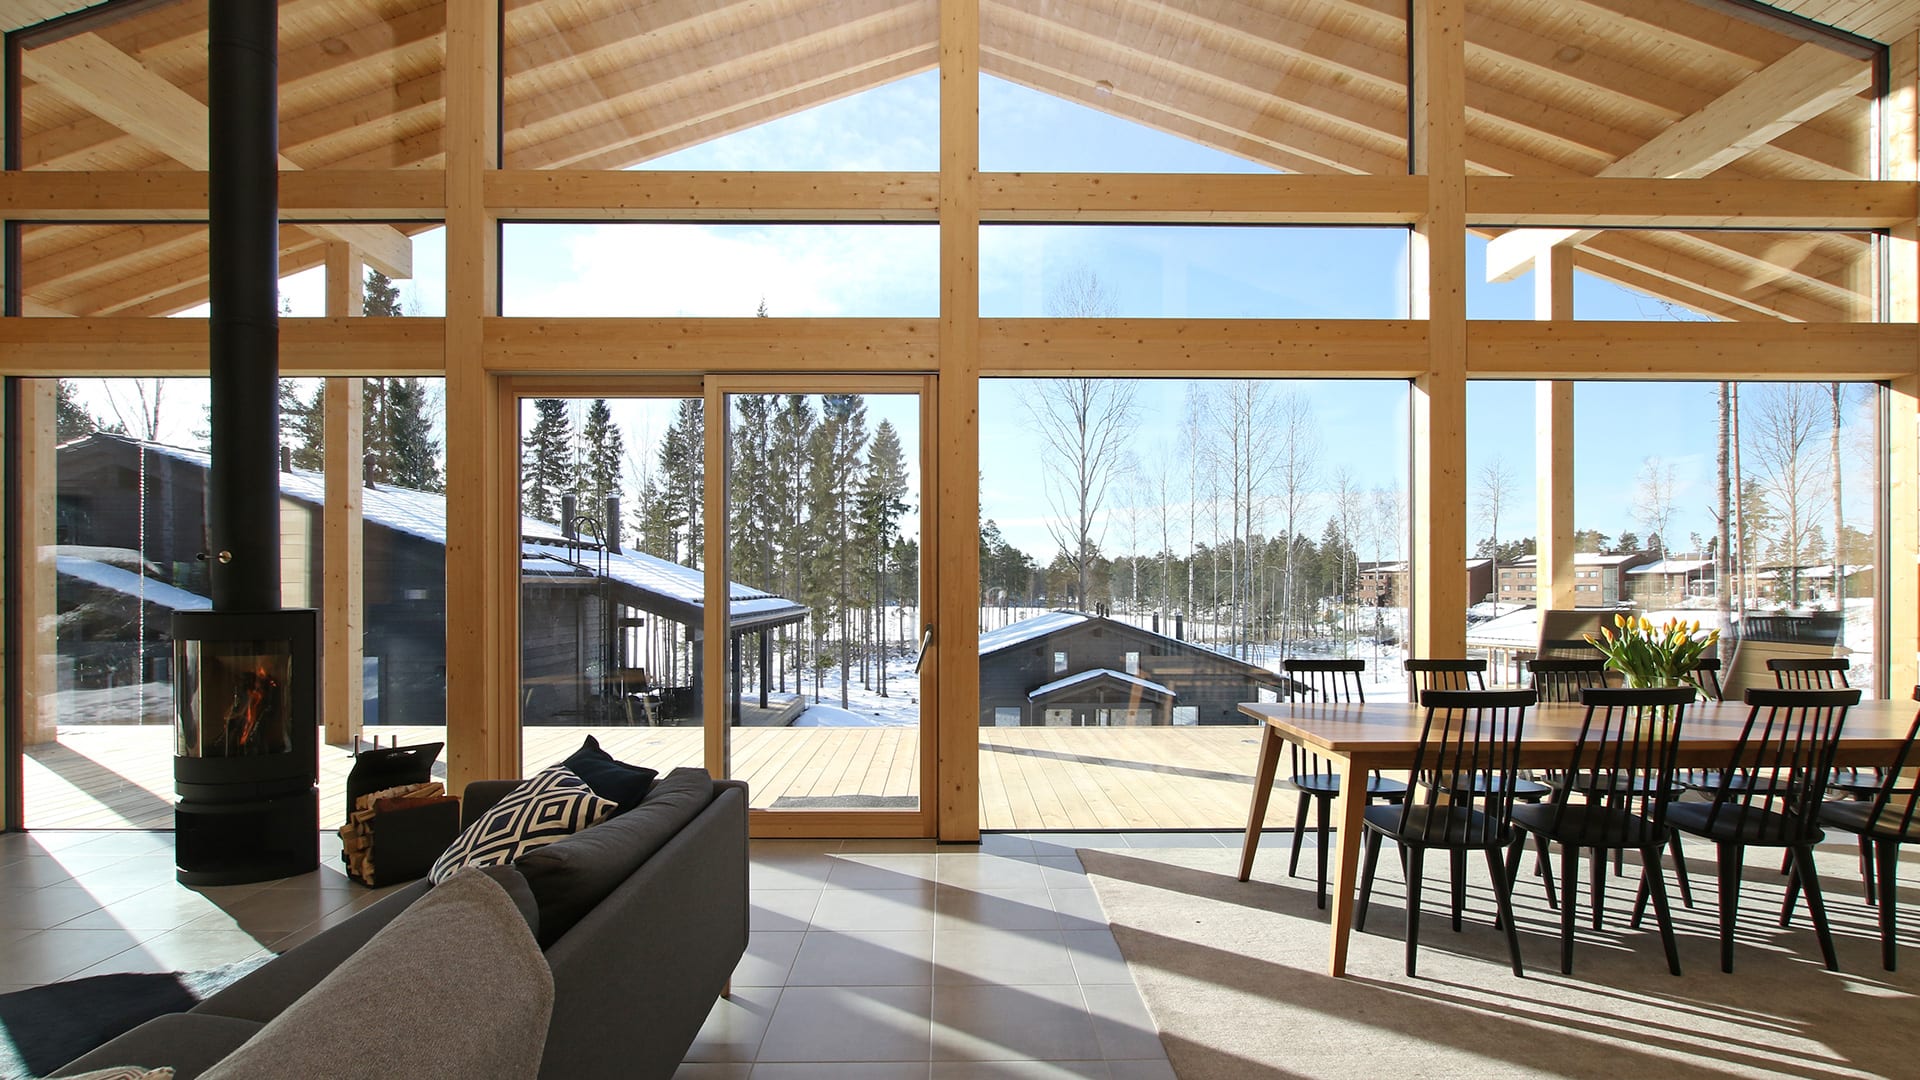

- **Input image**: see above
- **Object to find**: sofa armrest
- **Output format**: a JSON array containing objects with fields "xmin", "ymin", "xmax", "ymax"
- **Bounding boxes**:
[
  {"xmin": 463, "ymin": 779, "xmax": 524, "ymax": 830},
  {"xmin": 193, "ymin": 879, "xmax": 431, "ymax": 1024},
  {"xmin": 540, "ymin": 782, "xmax": 749, "ymax": 1080}
]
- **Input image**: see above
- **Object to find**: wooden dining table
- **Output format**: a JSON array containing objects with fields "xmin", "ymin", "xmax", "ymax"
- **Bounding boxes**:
[{"xmin": 1236, "ymin": 696, "xmax": 1917, "ymax": 977}]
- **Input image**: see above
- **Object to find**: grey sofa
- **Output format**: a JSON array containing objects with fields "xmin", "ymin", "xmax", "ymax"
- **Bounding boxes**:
[{"xmin": 57, "ymin": 774, "xmax": 750, "ymax": 1080}]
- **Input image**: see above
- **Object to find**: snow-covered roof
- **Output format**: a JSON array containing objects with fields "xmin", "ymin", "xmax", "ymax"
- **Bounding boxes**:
[
  {"xmin": 521, "ymin": 540, "xmax": 807, "ymax": 632},
  {"xmin": 85, "ymin": 436, "xmax": 804, "ymax": 633},
  {"xmin": 1629, "ymin": 559, "xmax": 1714, "ymax": 575},
  {"xmin": 56, "ymin": 555, "xmax": 210, "ymax": 612},
  {"xmin": 1508, "ymin": 552, "xmax": 1647, "ymax": 568},
  {"xmin": 978, "ymin": 611, "xmax": 1090, "ymax": 654},
  {"xmin": 1465, "ymin": 606, "xmax": 1541, "ymax": 650},
  {"xmin": 1028, "ymin": 668, "xmax": 1176, "ymax": 701}
]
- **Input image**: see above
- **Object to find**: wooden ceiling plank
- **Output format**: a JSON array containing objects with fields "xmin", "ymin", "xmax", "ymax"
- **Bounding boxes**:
[
  {"xmin": 1487, "ymin": 40, "xmax": 1871, "ymax": 281},
  {"xmin": 23, "ymin": 31, "xmax": 415, "ymax": 278},
  {"xmin": 510, "ymin": 42, "xmax": 936, "ymax": 170}
]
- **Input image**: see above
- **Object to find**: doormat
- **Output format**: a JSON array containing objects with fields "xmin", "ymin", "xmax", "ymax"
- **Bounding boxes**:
[{"xmin": 769, "ymin": 795, "xmax": 920, "ymax": 809}]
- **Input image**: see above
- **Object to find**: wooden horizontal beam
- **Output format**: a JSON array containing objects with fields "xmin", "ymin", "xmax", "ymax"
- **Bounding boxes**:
[
  {"xmin": 977, "ymin": 319, "xmax": 1429, "ymax": 376},
  {"xmin": 0, "ymin": 171, "xmax": 446, "ymax": 220},
  {"xmin": 980, "ymin": 174, "xmax": 1425, "ymax": 223},
  {"xmin": 484, "ymin": 171, "xmax": 939, "ymax": 220},
  {"xmin": 1467, "ymin": 177, "xmax": 1915, "ymax": 229},
  {"xmin": 0, "ymin": 317, "xmax": 446, "ymax": 376},
  {"xmin": 482, "ymin": 318, "xmax": 939, "ymax": 372},
  {"xmin": 1467, "ymin": 320, "xmax": 1919, "ymax": 380}
]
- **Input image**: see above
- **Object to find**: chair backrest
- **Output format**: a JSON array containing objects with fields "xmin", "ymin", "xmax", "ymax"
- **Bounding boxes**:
[
  {"xmin": 1281, "ymin": 658, "xmax": 1366, "ymax": 703},
  {"xmin": 1405, "ymin": 658, "xmax": 1487, "ymax": 696},
  {"xmin": 1690, "ymin": 656, "xmax": 1726, "ymax": 702},
  {"xmin": 1550, "ymin": 687, "xmax": 1695, "ymax": 846},
  {"xmin": 1704, "ymin": 687, "xmax": 1860, "ymax": 843},
  {"xmin": 1537, "ymin": 637, "xmax": 1601, "ymax": 660},
  {"xmin": 1767, "ymin": 656, "xmax": 1851, "ymax": 690},
  {"xmin": 1862, "ymin": 696, "xmax": 1920, "ymax": 841},
  {"xmin": 1527, "ymin": 657, "xmax": 1610, "ymax": 703},
  {"xmin": 1394, "ymin": 689, "xmax": 1534, "ymax": 844}
]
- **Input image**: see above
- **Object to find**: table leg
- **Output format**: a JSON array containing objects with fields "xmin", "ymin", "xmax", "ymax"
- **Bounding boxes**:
[
  {"xmin": 1326, "ymin": 752, "xmax": 1372, "ymax": 977},
  {"xmin": 1239, "ymin": 724, "xmax": 1283, "ymax": 882}
]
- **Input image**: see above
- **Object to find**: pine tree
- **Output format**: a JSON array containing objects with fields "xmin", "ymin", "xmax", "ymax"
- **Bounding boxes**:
[
  {"xmin": 856, "ymin": 420, "xmax": 910, "ymax": 696},
  {"xmin": 768, "ymin": 395, "xmax": 817, "ymax": 690},
  {"xmin": 55, "ymin": 380, "xmax": 96, "ymax": 442},
  {"xmin": 522, "ymin": 398, "xmax": 574, "ymax": 523},
  {"xmin": 363, "ymin": 270, "xmax": 403, "ymax": 317},
  {"xmin": 657, "ymin": 399, "xmax": 704, "ymax": 565},
  {"xmin": 384, "ymin": 378, "xmax": 442, "ymax": 491},
  {"xmin": 808, "ymin": 394, "xmax": 868, "ymax": 707},
  {"xmin": 575, "ymin": 398, "xmax": 624, "ymax": 541},
  {"xmin": 279, "ymin": 379, "xmax": 326, "ymax": 471}
]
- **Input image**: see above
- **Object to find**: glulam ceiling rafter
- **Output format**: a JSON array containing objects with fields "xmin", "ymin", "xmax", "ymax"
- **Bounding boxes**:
[{"xmin": 7, "ymin": 0, "xmax": 1909, "ymax": 322}]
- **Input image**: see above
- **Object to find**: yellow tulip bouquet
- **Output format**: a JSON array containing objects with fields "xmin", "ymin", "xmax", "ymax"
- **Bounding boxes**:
[{"xmin": 1584, "ymin": 614, "xmax": 1722, "ymax": 690}]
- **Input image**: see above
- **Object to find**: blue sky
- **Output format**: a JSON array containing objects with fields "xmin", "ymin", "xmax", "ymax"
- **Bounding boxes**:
[{"xmin": 131, "ymin": 72, "xmax": 1880, "ymax": 567}]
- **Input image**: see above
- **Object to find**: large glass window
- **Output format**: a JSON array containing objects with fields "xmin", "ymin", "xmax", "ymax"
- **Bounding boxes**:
[
  {"xmin": 502, "ymin": 0, "xmax": 937, "ymax": 171},
  {"xmin": 979, "ymin": 377, "xmax": 1409, "ymax": 830},
  {"xmin": 982, "ymin": 0, "xmax": 1408, "ymax": 174},
  {"xmin": 981, "ymin": 226, "xmax": 1411, "ymax": 318},
  {"xmin": 502, "ymin": 224, "xmax": 937, "ymax": 317},
  {"xmin": 21, "ymin": 376, "xmax": 448, "ymax": 828},
  {"xmin": 18, "ymin": 224, "xmax": 445, "ymax": 318}
]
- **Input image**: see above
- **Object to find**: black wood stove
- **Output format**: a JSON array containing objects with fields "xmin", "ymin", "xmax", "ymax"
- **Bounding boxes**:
[{"xmin": 171, "ymin": 3, "xmax": 318, "ymax": 885}]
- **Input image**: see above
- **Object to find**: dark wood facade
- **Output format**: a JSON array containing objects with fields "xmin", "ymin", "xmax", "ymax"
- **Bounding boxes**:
[{"xmin": 978, "ymin": 613, "xmax": 1288, "ymax": 728}]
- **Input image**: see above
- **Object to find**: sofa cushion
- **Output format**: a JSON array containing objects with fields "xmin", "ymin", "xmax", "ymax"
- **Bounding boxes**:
[
  {"xmin": 51, "ymin": 1013, "xmax": 262, "ymax": 1079},
  {"xmin": 430, "ymin": 767, "xmax": 616, "ymax": 884},
  {"xmin": 197, "ymin": 868, "xmax": 554, "ymax": 1080},
  {"xmin": 514, "ymin": 767, "xmax": 716, "ymax": 947},
  {"xmin": 560, "ymin": 735, "xmax": 659, "ymax": 814}
]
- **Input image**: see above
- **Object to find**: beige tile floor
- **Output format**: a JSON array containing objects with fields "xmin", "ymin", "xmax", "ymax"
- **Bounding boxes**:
[{"xmin": 0, "ymin": 827, "xmax": 1203, "ymax": 1079}]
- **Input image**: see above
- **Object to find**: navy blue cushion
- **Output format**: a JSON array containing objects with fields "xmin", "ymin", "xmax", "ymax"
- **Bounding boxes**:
[{"xmin": 561, "ymin": 735, "xmax": 659, "ymax": 814}]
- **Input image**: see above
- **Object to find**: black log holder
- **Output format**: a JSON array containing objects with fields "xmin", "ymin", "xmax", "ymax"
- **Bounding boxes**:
[
  {"xmin": 173, "ymin": 609, "xmax": 319, "ymax": 886},
  {"xmin": 340, "ymin": 740, "xmax": 458, "ymax": 887}
]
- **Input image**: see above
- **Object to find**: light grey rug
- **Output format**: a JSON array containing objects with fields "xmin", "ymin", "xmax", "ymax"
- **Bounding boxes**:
[{"xmin": 1080, "ymin": 843, "xmax": 1918, "ymax": 1079}]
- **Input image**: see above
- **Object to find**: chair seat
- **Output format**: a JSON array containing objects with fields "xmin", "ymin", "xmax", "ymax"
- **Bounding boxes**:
[
  {"xmin": 1440, "ymin": 774, "xmax": 1552, "ymax": 802},
  {"xmin": 1567, "ymin": 772, "xmax": 1687, "ymax": 800},
  {"xmin": 1828, "ymin": 769, "xmax": 1882, "ymax": 800},
  {"xmin": 1819, "ymin": 797, "xmax": 1920, "ymax": 841},
  {"xmin": 1510, "ymin": 801, "xmax": 1668, "ymax": 849},
  {"xmin": 1288, "ymin": 774, "xmax": 1409, "ymax": 799},
  {"xmin": 1363, "ymin": 803, "xmax": 1512, "ymax": 848},
  {"xmin": 1683, "ymin": 772, "xmax": 1799, "ymax": 797},
  {"xmin": 1668, "ymin": 800, "xmax": 1822, "ymax": 847}
]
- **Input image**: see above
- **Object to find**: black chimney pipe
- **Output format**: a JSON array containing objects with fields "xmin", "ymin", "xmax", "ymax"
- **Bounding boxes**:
[{"xmin": 207, "ymin": 1, "xmax": 280, "ymax": 612}]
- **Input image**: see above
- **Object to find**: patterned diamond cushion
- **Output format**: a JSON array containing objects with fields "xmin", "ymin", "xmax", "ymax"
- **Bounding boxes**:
[{"xmin": 430, "ymin": 767, "xmax": 616, "ymax": 884}]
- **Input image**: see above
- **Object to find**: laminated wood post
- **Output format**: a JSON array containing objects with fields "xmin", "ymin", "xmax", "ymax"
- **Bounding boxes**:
[
  {"xmin": 1886, "ymin": 35, "xmax": 1919, "ymax": 695},
  {"xmin": 443, "ymin": 0, "xmax": 509, "ymax": 788},
  {"xmin": 1534, "ymin": 249, "xmax": 1576, "ymax": 612},
  {"xmin": 18, "ymin": 381, "xmax": 58, "ymax": 747},
  {"xmin": 321, "ymin": 241, "xmax": 365, "ymax": 746},
  {"xmin": 935, "ymin": 0, "xmax": 981, "ymax": 842},
  {"xmin": 1410, "ymin": 0, "xmax": 1468, "ymax": 662}
]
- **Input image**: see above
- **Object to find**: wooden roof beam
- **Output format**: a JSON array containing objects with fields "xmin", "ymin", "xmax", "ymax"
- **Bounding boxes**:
[
  {"xmin": 23, "ymin": 32, "xmax": 414, "ymax": 278},
  {"xmin": 1486, "ymin": 41, "xmax": 1870, "ymax": 282}
]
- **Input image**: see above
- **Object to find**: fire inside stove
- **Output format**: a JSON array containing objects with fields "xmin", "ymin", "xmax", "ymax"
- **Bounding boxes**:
[{"xmin": 176, "ymin": 639, "xmax": 295, "ymax": 758}]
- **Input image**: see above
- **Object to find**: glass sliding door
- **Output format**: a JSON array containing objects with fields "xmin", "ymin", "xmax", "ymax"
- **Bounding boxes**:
[
  {"xmin": 712, "ymin": 378, "xmax": 932, "ymax": 832},
  {"xmin": 517, "ymin": 386, "xmax": 709, "ymax": 777}
]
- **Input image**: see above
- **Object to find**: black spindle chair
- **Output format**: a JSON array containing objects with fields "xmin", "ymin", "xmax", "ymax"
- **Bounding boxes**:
[
  {"xmin": 1527, "ymin": 658, "xmax": 1609, "ymax": 704},
  {"xmin": 1781, "ymin": 688, "xmax": 1920, "ymax": 970},
  {"xmin": 1652, "ymin": 687, "xmax": 1859, "ymax": 972},
  {"xmin": 1280, "ymin": 659, "xmax": 1406, "ymax": 909},
  {"xmin": 1356, "ymin": 689, "xmax": 1535, "ymax": 977},
  {"xmin": 1508, "ymin": 687, "xmax": 1694, "ymax": 975},
  {"xmin": 1691, "ymin": 657, "xmax": 1726, "ymax": 703},
  {"xmin": 1765, "ymin": 657, "xmax": 1876, "ymax": 885},
  {"xmin": 1408, "ymin": 659, "xmax": 1556, "ymax": 915}
]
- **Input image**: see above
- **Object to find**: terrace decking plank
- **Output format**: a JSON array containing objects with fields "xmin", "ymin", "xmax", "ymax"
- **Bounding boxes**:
[{"xmin": 26, "ymin": 723, "xmax": 1304, "ymax": 832}]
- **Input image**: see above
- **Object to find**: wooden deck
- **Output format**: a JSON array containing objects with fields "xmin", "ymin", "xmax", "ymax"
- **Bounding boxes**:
[{"xmin": 23, "ymin": 724, "xmax": 1292, "ymax": 832}]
